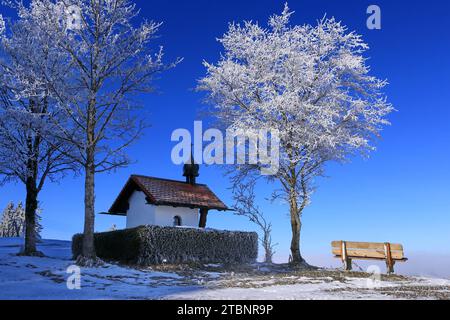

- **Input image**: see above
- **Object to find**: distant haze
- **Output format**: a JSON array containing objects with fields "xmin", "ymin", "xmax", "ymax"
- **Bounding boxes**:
[{"xmin": 270, "ymin": 251, "xmax": 450, "ymax": 279}]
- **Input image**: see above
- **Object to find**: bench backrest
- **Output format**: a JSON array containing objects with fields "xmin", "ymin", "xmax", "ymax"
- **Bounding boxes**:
[{"xmin": 331, "ymin": 241, "xmax": 405, "ymax": 260}]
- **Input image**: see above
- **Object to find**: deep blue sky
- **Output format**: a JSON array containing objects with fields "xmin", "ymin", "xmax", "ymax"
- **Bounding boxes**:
[{"xmin": 1, "ymin": 0, "xmax": 449, "ymax": 269}]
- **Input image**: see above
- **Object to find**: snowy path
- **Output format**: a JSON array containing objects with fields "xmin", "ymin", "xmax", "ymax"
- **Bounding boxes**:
[{"xmin": 0, "ymin": 238, "xmax": 449, "ymax": 300}]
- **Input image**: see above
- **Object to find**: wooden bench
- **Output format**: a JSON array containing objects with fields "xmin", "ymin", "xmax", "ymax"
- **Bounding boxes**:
[{"xmin": 331, "ymin": 241, "xmax": 408, "ymax": 274}]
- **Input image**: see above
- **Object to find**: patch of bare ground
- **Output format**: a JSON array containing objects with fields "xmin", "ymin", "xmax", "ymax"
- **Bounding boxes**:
[
  {"xmin": 120, "ymin": 262, "xmax": 450, "ymax": 299},
  {"xmin": 376, "ymin": 286, "xmax": 450, "ymax": 300},
  {"xmin": 132, "ymin": 262, "xmax": 410, "ymax": 290},
  {"xmin": 325, "ymin": 285, "xmax": 450, "ymax": 300},
  {"xmin": 36, "ymin": 270, "xmax": 66, "ymax": 284},
  {"xmin": 208, "ymin": 269, "xmax": 409, "ymax": 290}
]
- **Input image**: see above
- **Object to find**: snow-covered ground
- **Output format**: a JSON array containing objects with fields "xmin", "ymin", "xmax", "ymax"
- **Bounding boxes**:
[{"xmin": 0, "ymin": 238, "xmax": 449, "ymax": 300}]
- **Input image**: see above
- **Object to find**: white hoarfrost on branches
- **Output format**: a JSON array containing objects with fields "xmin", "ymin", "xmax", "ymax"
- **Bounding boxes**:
[
  {"xmin": 0, "ymin": 15, "xmax": 5, "ymax": 35},
  {"xmin": 0, "ymin": 1, "xmax": 77, "ymax": 256},
  {"xmin": 0, "ymin": 202, "xmax": 42, "ymax": 239},
  {"xmin": 13, "ymin": 0, "xmax": 181, "ymax": 265},
  {"xmin": 198, "ymin": 3, "xmax": 393, "ymax": 264},
  {"xmin": 14, "ymin": 0, "xmax": 180, "ymax": 173},
  {"xmin": 232, "ymin": 179, "xmax": 277, "ymax": 264},
  {"xmin": 0, "ymin": 202, "xmax": 23, "ymax": 238}
]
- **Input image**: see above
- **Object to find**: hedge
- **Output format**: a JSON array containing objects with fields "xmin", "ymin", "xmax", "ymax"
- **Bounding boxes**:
[{"xmin": 72, "ymin": 225, "xmax": 258, "ymax": 265}]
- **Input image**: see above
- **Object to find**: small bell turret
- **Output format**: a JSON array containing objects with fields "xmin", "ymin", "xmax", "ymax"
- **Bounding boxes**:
[{"xmin": 183, "ymin": 145, "xmax": 199, "ymax": 185}]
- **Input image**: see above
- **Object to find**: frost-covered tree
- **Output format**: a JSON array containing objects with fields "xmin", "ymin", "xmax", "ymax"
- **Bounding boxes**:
[
  {"xmin": 0, "ymin": 202, "xmax": 43, "ymax": 239},
  {"xmin": 0, "ymin": 14, "xmax": 5, "ymax": 35},
  {"xmin": 22, "ymin": 0, "xmax": 180, "ymax": 265},
  {"xmin": 34, "ymin": 207, "xmax": 43, "ymax": 241},
  {"xmin": 198, "ymin": 4, "xmax": 393, "ymax": 265},
  {"xmin": 0, "ymin": 202, "xmax": 23, "ymax": 237},
  {"xmin": 14, "ymin": 202, "xmax": 43, "ymax": 241},
  {"xmin": 12, "ymin": 202, "xmax": 25, "ymax": 238},
  {"xmin": 232, "ymin": 179, "xmax": 277, "ymax": 264},
  {"xmin": 0, "ymin": 4, "xmax": 77, "ymax": 255}
]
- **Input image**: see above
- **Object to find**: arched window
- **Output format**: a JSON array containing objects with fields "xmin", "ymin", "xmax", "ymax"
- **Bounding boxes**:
[{"xmin": 173, "ymin": 216, "xmax": 182, "ymax": 227}]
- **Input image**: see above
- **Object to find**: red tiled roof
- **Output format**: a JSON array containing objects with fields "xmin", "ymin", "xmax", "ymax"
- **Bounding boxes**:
[{"xmin": 108, "ymin": 175, "xmax": 229, "ymax": 215}]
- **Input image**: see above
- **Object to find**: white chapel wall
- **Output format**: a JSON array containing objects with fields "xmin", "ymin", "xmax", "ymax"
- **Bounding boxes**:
[
  {"xmin": 126, "ymin": 191, "xmax": 155, "ymax": 228},
  {"xmin": 154, "ymin": 206, "xmax": 199, "ymax": 227},
  {"xmin": 126, "ymin": 190, "xmax": 199, "ymax": 228}
]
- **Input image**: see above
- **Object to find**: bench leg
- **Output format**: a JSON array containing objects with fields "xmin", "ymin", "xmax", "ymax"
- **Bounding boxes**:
[
  {"xmin": 344, "ymin": 258, "xmax": 352, "ymax": 271},
  {"xmin": 386, "ymin": 261, "xmax": 395, "ymax": 274}
]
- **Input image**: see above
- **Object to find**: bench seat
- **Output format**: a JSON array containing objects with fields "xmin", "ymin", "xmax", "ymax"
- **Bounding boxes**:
[{"xmin": 332, "ymin": 240, "xmax": 408, "ymax": 274}]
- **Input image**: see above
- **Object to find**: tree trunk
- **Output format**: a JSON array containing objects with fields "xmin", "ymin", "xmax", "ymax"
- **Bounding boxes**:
[
  {"xmin": 289, "ymin": 187, "xmax": 304, "ymax": 265},
  {"xmin": 79, "ymin": 106, "xmax": 98, "ymax": 263},
  {"xmin": 81, "ymin": 159, "xmax": 97, "ymax": 260},
  {"xmin": 23, "ymin": 177, "xmax": 38, "ymax": 255},
  {"xmin": 22, "ymin": 121, "xmax": 42, "ymax": 256},
  {"xmin": 263, "ymin": 241, "xmax": 273, "ymax": 264},
  {"xmin": 77, "ymin": 96, "xmax": 102, "ymax": 266}
]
